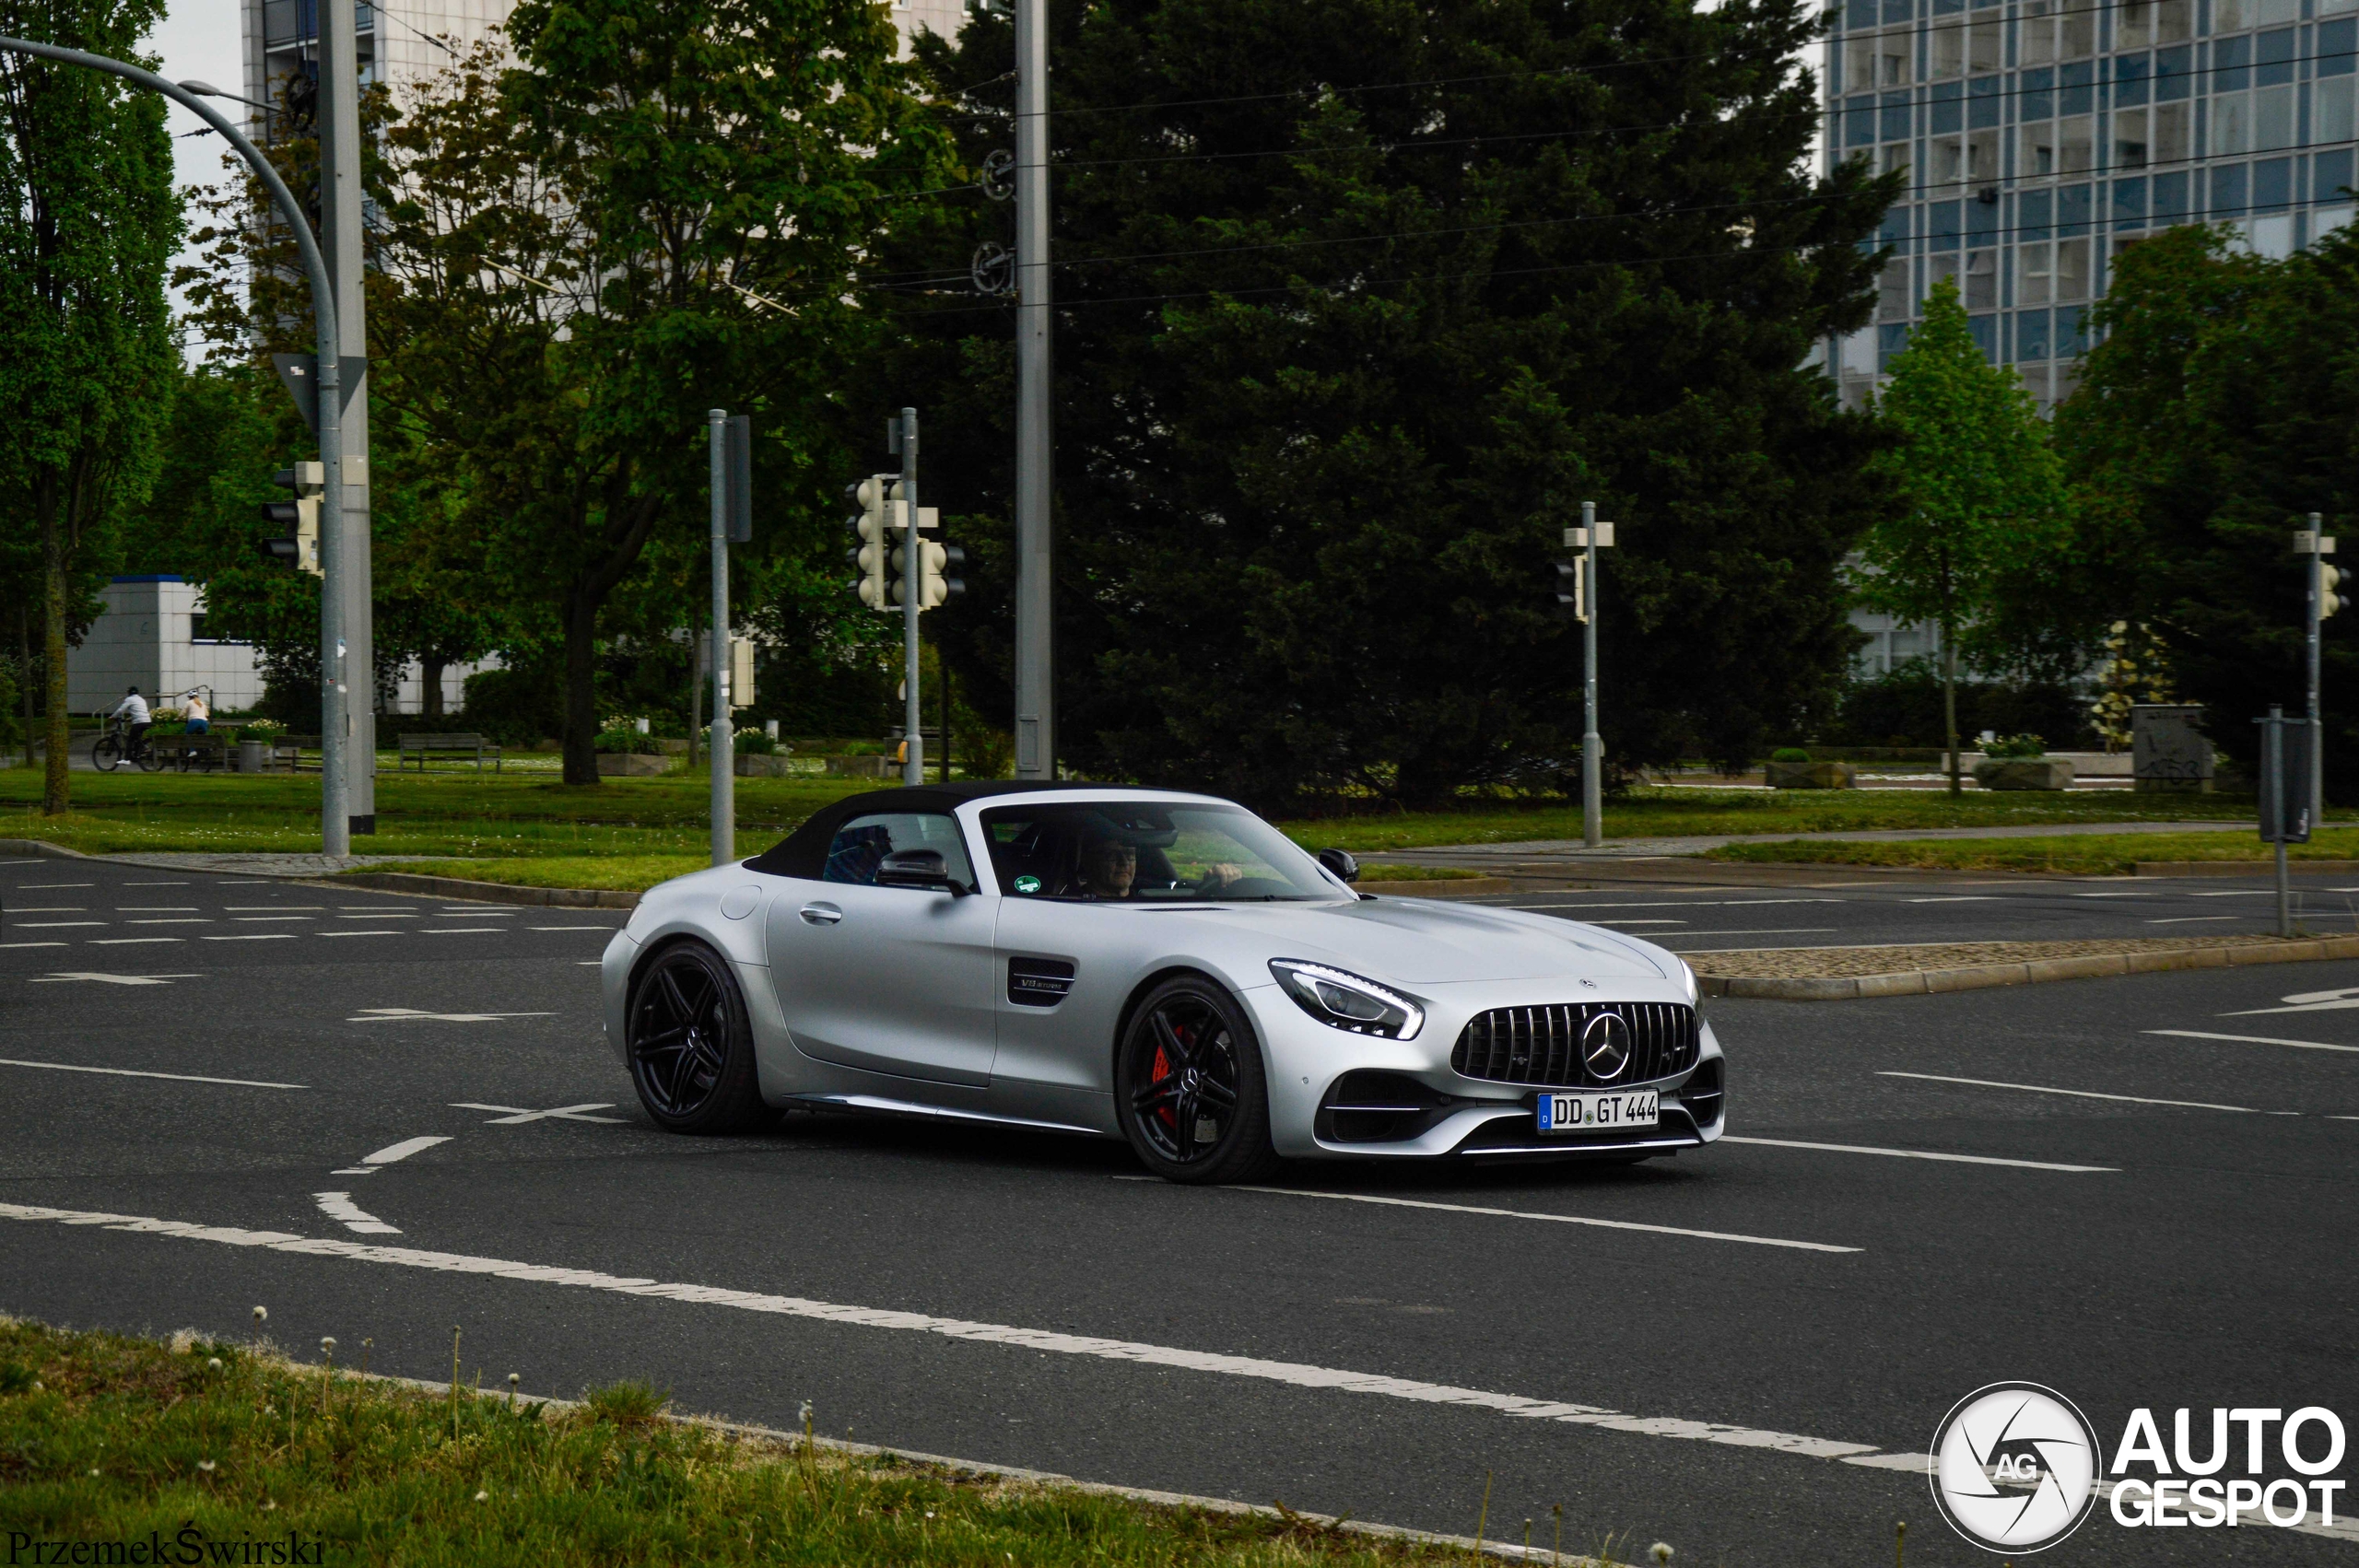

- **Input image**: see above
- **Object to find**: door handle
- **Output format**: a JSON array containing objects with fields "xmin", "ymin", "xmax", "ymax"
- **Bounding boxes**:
[{"xmin": 798, "ymin": 904, "xmax": 843, "ymax": 926}]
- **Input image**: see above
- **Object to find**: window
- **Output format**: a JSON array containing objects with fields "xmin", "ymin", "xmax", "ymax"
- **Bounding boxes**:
[
  {"xmin": 2154, "ymin": 100, "xmax": 2191, "ymax": 162},
  {"xmin": 2115, "ymin": 106, "xmax": 2150, "ymax": 166},
  {"xmin": 2060, "ymin": 114, "xmax": 2095, "ymax": 170},
  {"xmin": 1966, "ymin": 248, "xmax": 1998, "ymax": 306},
  {"xmin": 980, "ymin": 802, "xmax": 1336, "ymax": 902},
  {"xmin": 2016, "ymin": 308, "xmax": 2054, "ymax": 359},
  {"xmin": 1968, "ymin": 127, "xmax": 2001, "ymax": 181},
  {"xmin": 2022, "ymin": 122, "xmax": 2059, "ymax": 176},
  {"xmin": 1881, "ymin": 141, "xmax": 1913, "ymax": 179},
  {"xmin": 1927, "ymin": 251, "xmax": 1964, "ymax": 295},
  {"xmin": 1931, "ymin": 132, "xmax": 1966, "ymax": 181},
  {"xmin": 2056, "ymin": 236, "xmax": 2094, "ymax": 297},
  {"xmin": 1880, "ymin": 258, "xmax": 1913, "ymax": 318},
  {"xmin": 823, "ymin": 813, "xmax": 977, "ymax": 890},
  {"xmin": 2212, "ymin": 92, "xmax": 2252, "ymax": 155},
  {"xmin": 1969, "ymin": 19, "xmax": 2001, "ymax": 71},
  {"xmin": 2317, "ymin": 205, "xmax": 2358, "ymax": 239},
  {"xmin": 2316, "ymin": 76, "xmax": 2356, "ymax": 144},
  {"xmin": 2020, "ymin": 240, "xmax": 2055, "ymax": 302},
  {"xmin": 2246, "ymin": 212, "xmax": 2295, "ymax": 254},
  {"xmin": 2061, "ymin": 6, "xmax": 2095, "ymax": 56},
  {"xmin": 1931, "ymin": 21, "xmax": 1965, "ymax": 76},
  {"xmin": 2021, "ymin": 0, "xmax": 2058, "ymax": 64},
  {"xmin": 2255, "ymin": 86, "xmax": 2294, "ymax": 148},
  {"xmin": 2119, "ymin": 0, "xmax": 2156, "ymax": 48}
]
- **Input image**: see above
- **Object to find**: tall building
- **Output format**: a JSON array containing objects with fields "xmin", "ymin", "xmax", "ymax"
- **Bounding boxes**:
[{"xmin": 1824, "ymin": 0, "xmax": 2359, "ymax": 411}]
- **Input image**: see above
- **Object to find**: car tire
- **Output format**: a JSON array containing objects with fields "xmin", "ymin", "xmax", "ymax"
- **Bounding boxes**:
[
  {"xmin": 625, "ymin": 941, "xmax": 767, "ymax": 1134},
  {"xmin": 1115, "ymin": 975, "xmax": 1281, "ymax": 1186}
]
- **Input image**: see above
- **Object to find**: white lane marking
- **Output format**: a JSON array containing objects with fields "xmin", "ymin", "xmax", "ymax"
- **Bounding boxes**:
[
  {"xmin": 361, "ymin": 1135, "xmax": 451, "ymax": 1165},
  {"xmin": 1877, "ymin": 1071, "xmax": 2274, "ymax": 1115},
  {"xmin": 90, "ymin": 938, "xmax": 185, "ymax": 946},
  {"xmin": 351, "ymin": 1008, "xmax": 554, "ymax": 1024},
  {"xmin": 2146, "ymin": 916, "xmax": 2244, "ymax": 924},
  {"xmin": 1592, "ymin": 919, "xmax": 1685, "ymax": 927},
  {"xmin": 126, "ymin": 918, "xmax": 209, "ymax": 924},
  {"xmin": 17, "ymin": 921, "xmax": 106, "ymax": 929},
  {"xmin": 2145, "ymin": 1029, "xmax": 2359, "ymax": 1055},
  {"xmin": 122, "ymin": 881, "xmax": 188, "ymax": 886},
  {"xmin": 117, "ymin": 907, "xmax": 197, "ymax": 911},
  {"xmin": 450, "ymin": 1101, "xmax": 623, "ymax": 1124},
  {"xmin": 321, "ymin": 930, "xmax": 405, "ymax": 939},
  {"xmin": 204, "ymin": 934, "xmax": 296, "ymax": 942},
  {"xmin": 224, "ymin": 906, "xmax": 323, "ymax": 911},
  {"xmin": 341, "ymin": 906, "xmax": 418, "ymax": 911},
  {"xmin": 0, "ymin": 942, "xmax": 68, "ymax": 949},
  {"xmin": 1221, "ymin": 1185, "xmax": 1860, "ymax": 1253},
  {"xmin": 1907, "ymin": 896, "xmax": 2000, "ymax": 903},
  {"xmin": 233, "ymin": 916, "xmax": 312, "ymax": 923},
  {"xmin": 1659, "ymin": 928, "xmax": 1841, "ymax": 940},
  {"xmin": 13, "ymin": 883, "xmax": 93, "ymax": 889},
  {"xmin": 2189, "ymin": 890, "xmax": 2277, "ymax": 898},
  {"xmin": 2072, "ymin": 892, "xmax": 2154, "ymax": 898},
  {"xmin": 29, "ymin": 972, "xmax": 201, "ymax": 987},
  {"xmin": 529, "ymin": 925, "xmax": 616, "ymax": 931},
  {"xmin": 10, "ymin": 907, "xmax": 88, "ymax": 912},
  {"xmin": 338, "ymin": 913, "xmax": 416, "ymax": 919},
  {"xmin": 1505, "ymin": 898, "xmax": 1842, "ymax": 910},
  {"xmin": 576, "ymin": 960, "xmax": 602, "ymax": 965},
  {"xmin": 0, "ymin": 1059, "xmax": 302, "ymax": 1088},
  {"xmin": 422, "ymin": 927, "xmax": 510, "ymax": 935},
  {"xmin": 312, "ymin": 1192, "xmax": 399, "ymax": 1235},
  {"xmin": 1719, "ymin": 1137, "xmax": 2116, "ymax": 1173},
  {"xmin": 0, "ymin": 1199, "xmax": 1916, "ymax": 1468},
  {"xmin": 2224, "ymin": 986, "xmax": 2359, "ymax": 1016},
  {"xmin": 440, "ymin": 908, "xmax": 515, "ymax": 916}
]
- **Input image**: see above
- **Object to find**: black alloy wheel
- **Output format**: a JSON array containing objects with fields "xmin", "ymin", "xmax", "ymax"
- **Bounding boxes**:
[
  {"xmin": 626, "ymin": 942, "xmax": 766, "ymax": 1132},
  {"xmin": 1115, "ymin": 976, "xmax": 1280, "ymax": 1185}
]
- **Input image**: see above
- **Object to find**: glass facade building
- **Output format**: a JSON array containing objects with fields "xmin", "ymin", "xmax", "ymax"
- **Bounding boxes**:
[{"xmin": 1824, "ymin": 0, "xmax": 2359, "ymax": 409}]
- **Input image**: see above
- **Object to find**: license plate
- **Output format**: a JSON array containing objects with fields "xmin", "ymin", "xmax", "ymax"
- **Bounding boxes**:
[{"xmin": 1537, "ymin": 1090, "xmax": 1660, "ymax": 1133}]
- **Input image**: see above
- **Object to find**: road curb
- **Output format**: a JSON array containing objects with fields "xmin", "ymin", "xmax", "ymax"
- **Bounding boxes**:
[
  {"xmin": 1697, "ymin": 934, "xmax": 2359, "ymax": 1000},
  {"xmin": 326, "ymin": 870, "xmax": 640, "ymax": 908},
  {"xmin": 0, "ymin": 837, "xmax": 88, "ymax": 860},
  {"xmin": 2135, "ymin": 858, "xmax": 2359, "ymax": 876},
  {"xmin": 1356, "ymin": 875, "xmax": 1515, "ymax": 896}
]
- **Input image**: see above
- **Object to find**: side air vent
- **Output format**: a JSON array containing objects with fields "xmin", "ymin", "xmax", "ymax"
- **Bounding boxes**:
[{"xmin": 1007, "ymin": 957, "xmax": 1075, "ymax": 1008}]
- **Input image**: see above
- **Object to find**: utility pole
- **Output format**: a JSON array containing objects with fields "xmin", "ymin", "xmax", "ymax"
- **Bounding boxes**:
[
  {"xmin": 898, "ymin": 407, "xmax": 924, "ymax": 786},
  {"xmin": 1581, "ymin": 500, "xmax": 1605, "ymax": 848},
  {"xmin": 1012, "ymin": 0, "xmax": 1053, "ymax": 779},
  {"xmin": 709, "ymin": 410, "xmax": 734, "ymax": 864},
  {"xmin": 318, "ymin": 0, "xmax": 373, "ymax": 836},
  {"xmin": 2303, "ymin": 513, "xmax": 2336, "ymax": 818}
]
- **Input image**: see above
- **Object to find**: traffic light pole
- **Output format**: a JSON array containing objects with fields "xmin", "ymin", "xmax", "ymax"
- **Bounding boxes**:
[
  {"xmin": 899, "ymin": 408, "xmax": 925, "ymax": 787},
  {"xmin": 0, "ymin": 37, "xmax": 350, "ymax": 857},
  {"xmin": 319, "ymin": 0, "xmax": 373, "ymax": 836},
  {"xmin": 1581, "ymin": 499, "xmax": 1602, "ymax": 849},
  {"xmin": 1012, "ymin": 0, "xmax": 1053, "ymax": 779},
  {"xmin": 709, "ymin": 410, "xmax": 734, "ymax": 865},
  {"xmin": 2307, "ymin": 512, "xmax": 2327, "ymax": 817}
]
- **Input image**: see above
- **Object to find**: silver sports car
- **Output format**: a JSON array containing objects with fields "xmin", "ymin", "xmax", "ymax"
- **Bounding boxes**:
[{"xmin": 601, "ymin": 782, "xmax": 1724, "ymax": 1183}]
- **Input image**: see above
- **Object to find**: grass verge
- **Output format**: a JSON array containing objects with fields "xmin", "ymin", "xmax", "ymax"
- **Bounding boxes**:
[
  {"xmin": 353, "ymin": 855, "xmax": 709, "ymax": 892},
  {"xmin": 1701, "ymin": 827, "xmax": 2359, "ymax": 877},
  {"xmin": 1347, "ymin": 863, "xmax": 1483, "ymax": 882},
  {"xmin": 0, "ymin": 1317, "xmax": 1588, "ymax": 1567}
]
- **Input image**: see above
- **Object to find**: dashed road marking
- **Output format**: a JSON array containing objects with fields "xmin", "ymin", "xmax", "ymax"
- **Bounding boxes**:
[
  {"xmin": 204, "ymin": 933, "xmax": 296, "ymax": 942},
  {"xmin": 358, "ymin": 1135, "xmax": 451, "ymax": 1166},
  {"xmin": 0, "ymin": 1058, "xmax": 302, "ymax": 1088},
  {"xmin": 29, "ymin": 972, "xmax": 201, "ymax": 987},
  {"xmin": 1214, "ymin": 1184, "xmax": 1861, "ymax": 1253},
  {"xmin": 424, "ymin": 927, "xmax": 508, "ymax": 935},
  {"xmin": 1877, "ymin": 1071, "xmax": 2276, "ymax": 1115},
  {"xmin": 2145, "ymin": 1029, "xmax": 2359, "ymax": 1055},
  {"xmin": 1719, "ymin": 1136, "xmax": 2116, "ymax": 1172},
  {"xmin": 350, "ymin": 1007, "xmax": 555, "ymax": 1024},
  {"xmin": 312, "ymin": 1192, "xmax": 399, "ymax": 1235},
  {"xmin": 451, "ymin": 1101, "xmax": 623, "ymax": 1125}
]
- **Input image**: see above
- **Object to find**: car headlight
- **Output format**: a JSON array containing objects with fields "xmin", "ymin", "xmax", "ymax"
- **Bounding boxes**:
[
  {"xmin": 1679, "ymin": 958, "xmax": 1699, "ymax": 1004},
  {"xmin": 1268, "ymin": 960, "xmax": 1424, "ymax": 1040}
]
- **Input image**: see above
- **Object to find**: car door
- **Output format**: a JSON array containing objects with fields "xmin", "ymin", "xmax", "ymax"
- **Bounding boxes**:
[{"xmin": 761, "ymin": 808, "xmax": 998, "ymax": 1087}]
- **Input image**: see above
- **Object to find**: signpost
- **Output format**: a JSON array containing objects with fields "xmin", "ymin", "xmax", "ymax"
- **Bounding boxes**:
[{"xmin": 2257, "ymin": 705, "xmax": 2313, "ymax": 938}]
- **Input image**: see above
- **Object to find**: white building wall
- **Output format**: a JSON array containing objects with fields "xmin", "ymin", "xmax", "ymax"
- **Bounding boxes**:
[{"xmin": 67, "ymin": 578, "xmax": 267, "ymax": 714}]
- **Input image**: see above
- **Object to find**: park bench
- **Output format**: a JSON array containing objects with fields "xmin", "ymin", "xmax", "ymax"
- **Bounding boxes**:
[
  {"xmin": 397, "ymin": 731, "xmax": 503, "ymax": 772},
  {"xmin": 153, "ymin": 731, "xmax": 230, "ymax": 773},
  {"xmin": 269, "ymin": 735, "xmax": 323, "ymax": 773}
]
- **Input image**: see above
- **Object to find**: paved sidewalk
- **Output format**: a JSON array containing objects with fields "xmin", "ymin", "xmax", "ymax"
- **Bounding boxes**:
[{"xmin": 1397, "ymin": 818, "xmax": 2260, "ymax": 861}]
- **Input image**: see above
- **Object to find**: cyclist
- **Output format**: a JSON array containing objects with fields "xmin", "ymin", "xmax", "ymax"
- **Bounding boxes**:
[
  {"xmin": 110, "ymin": 686, "xmax": 152, "ymax": 761},
  {"xmin": 182, "ymin": 689, "xmax": 210, "ymax": 736}
]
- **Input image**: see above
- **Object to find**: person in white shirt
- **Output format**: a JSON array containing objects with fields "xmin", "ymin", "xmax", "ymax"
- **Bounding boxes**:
[
  {"xmin": 182, "ymin": 690, "xmax": 210, "ymax": 735},
  {"xmin": 111, "ymin": 686, "xmax": 152, "ymax": 755}
]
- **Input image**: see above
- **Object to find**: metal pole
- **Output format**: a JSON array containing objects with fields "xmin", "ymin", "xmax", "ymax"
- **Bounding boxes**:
[
  {"xmin": 0, "ymin": 40, "xmax": 351, "ymax": 857},
  {"xmin": 2269, "ymin": 706, "xmax": 2291, "ymax": 938},
  {"xmin": 710, "ymin": 410, "xmax": 733, "ymax": 865},
  {"xmin": 2309, "ymin": 512, "xmax": 2326, "ymax": 821},
  {"xmin": 901, "ymin": 407, "xmax": 924, "ymax": 787},
  {"xmin": 1581, "ymin": 499, "xmax": 1602, "ymax": 849},
  {"xmin": 1012, "ymin": 0, "xmax": 1053, "ymax": 778},
  {"xmin": 319, "ymin": 0, "xmax": 372, "ymax": 836}
]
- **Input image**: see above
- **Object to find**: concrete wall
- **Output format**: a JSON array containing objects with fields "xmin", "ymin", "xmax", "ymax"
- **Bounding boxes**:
[{"xmin": 66, "ymin": 578, "xmax": 265, "ymax": 715}]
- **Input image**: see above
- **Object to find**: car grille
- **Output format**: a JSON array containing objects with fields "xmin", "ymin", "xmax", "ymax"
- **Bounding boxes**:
[{"xmin": 1450, "ymin": 1002, "xmax": 1697, "ymax": 1087}]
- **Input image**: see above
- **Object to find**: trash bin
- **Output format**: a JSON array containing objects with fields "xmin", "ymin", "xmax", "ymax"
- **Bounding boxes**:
[{"xmin": 238, "ymin": 738, "xmax": 269, "ymax": 774}]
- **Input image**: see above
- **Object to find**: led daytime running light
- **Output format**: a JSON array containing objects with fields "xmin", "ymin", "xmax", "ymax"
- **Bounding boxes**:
[{"xmin": 1269, "ymin": 959, "xmax": 1424, "ymax": 1040}]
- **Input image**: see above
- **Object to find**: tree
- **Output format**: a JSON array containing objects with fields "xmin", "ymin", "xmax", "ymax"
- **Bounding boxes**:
[
  {"xmin": 1859, "ymin": 276, "xmax": 2062, "ymax": 793},
  {"xmin": 2057, "ymin": 223, "xmax": 2359, "ymax": 793},
  {"xmin": 0, "ymin": 0, "xmax": 179, "ymax": 810},
  {"xmin": 366, "ymin": 8, "xmax": 949, "ymax": 785},
  {"xmin": 898, "ymin": 0, "xmax": 1898, "ymax": 809}
]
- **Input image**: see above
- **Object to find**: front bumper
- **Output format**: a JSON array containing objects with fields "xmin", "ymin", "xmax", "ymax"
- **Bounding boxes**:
[{"xmin": 1242, "ymin": 979, "xmax": 1726, "ymax": 1160}]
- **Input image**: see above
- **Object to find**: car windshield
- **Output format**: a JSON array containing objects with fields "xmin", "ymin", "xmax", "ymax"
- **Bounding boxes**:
[{"xmin": 979, "ymin": 800, "xmax": 1345, "ymax": 902}]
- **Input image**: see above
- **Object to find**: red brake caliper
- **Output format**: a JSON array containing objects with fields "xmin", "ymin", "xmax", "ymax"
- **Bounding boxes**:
[{"xmin": 1152, "ymin": 1031, "xmax": 1179, "ymax": 1128}]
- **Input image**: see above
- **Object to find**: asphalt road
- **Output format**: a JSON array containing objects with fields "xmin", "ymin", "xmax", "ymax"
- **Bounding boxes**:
[{"xmin": 3, "ymin": 853, "xmax": 2356, "ymax": 1565}]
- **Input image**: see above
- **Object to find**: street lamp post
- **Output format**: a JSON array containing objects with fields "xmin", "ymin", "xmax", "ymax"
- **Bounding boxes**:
[{"xmin": 0, "ymin": 35, "xmax": 350, "ymax": 855}]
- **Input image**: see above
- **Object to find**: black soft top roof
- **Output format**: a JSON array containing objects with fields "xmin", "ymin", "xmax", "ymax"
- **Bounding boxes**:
[{"xmin": 742, "ymin": 781, "xmax": 1209, "ymax": 880}]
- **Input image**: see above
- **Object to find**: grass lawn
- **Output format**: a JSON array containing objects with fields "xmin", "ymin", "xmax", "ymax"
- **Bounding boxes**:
[
  {"xmin": 0, "ymin": 1317, "xmax": 1555, "ymax": 1568},
  {"xmin": 1703, "ymin": 826, "xmax": 2359, "ymax": 876},
  {"xmin": 0, "ymin": 763, "xmax": 2284, "ymax": 893}
]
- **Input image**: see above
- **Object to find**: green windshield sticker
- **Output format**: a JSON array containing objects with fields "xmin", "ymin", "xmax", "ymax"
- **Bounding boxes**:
[{"xmin": 1013, "ymin": 874, "xmax": 1042, "ymax": 894}]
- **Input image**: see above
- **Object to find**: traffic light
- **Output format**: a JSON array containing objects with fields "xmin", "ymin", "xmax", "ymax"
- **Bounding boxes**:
[
  {"xmin": 891, "ymin": 540, "xmax": 968, "ymax": 608},
  {"xmin": 1549, "ymin": 559, "xmax": 1583, "ymax": 622},
  {"xmin": 2324, "ymin": 563, "xmax": 2343, "ymax": 619},
  {"xmin": 847, "ymin": 475, "xmax": 896, "ymax": 610},
  {"xmin": 259, "ymin": 462, "xmax": 323, "ymax": 576}
]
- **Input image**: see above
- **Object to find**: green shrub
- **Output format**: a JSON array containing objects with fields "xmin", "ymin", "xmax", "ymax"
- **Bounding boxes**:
[
  {"xmin": 1979, "ymin": 732, "xmax": 2046, "ymax": 758},
  {"xmin": 1769, "ymin": 747, "xmax": 1812, "ymax": 763},
  {"xmin": 734, "ymin": 729, "xmax": 777, "ymax": 755}
]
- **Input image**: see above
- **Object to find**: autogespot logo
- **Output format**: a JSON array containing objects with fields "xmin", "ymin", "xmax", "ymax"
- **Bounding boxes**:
[{"xmin": 1930, "ymin": 1383, "xmax": 2104, "ymax": 1552}]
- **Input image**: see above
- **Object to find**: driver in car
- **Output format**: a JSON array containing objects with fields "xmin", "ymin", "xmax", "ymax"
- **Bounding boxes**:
[{"xmin": 1074, "ymin": 832, "xmax": 1139, "ymax": 899}]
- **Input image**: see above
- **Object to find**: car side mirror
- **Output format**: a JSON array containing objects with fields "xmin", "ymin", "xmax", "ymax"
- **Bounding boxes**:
[
  {"xmin": 874, "ymin": 848, "xmax": 968, "ymax": 895},
  {"xmin": 1317, "ymin": 848, "xmax": 1359, "ymax": 884}
]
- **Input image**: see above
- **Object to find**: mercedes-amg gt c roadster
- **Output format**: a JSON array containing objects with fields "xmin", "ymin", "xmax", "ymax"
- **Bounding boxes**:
[{"xmin": 601, "ymin": 782, "xmax": 1724, "ymax": 1183}]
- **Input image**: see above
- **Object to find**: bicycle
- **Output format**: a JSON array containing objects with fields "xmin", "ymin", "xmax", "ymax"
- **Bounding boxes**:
[{"xmin": 90, "ymin": 714, "xmax": 167, "ymax": 773}]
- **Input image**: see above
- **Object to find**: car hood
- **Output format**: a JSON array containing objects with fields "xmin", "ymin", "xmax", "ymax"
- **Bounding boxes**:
[{"xmin": 1172, "ymin": 896, "xmax": 1672, "ymax": 984}]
